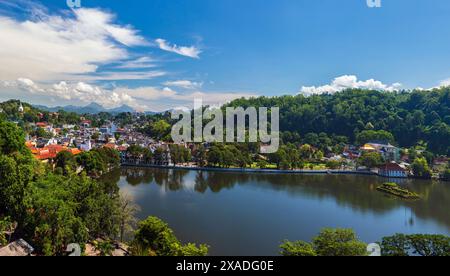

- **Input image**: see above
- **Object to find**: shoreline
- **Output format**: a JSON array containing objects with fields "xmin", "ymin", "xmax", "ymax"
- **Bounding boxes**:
[
  {"xmin": 121, "ymin": 163, "xmax": 381, "ymax": 177},
  {"xmin": 119, "ymin": 163, "xmax": 448, "ymax": 181}
]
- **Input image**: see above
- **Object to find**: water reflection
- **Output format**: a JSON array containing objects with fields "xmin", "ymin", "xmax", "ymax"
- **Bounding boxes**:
[{"xmin": 101, "ymin": 168, "xmax": 450, "ymax": 231}]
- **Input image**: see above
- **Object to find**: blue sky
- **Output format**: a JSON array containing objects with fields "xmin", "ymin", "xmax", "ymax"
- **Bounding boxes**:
[{"xmin": 0, "ymin": 0, "xmax": 450, "ymax": 111}]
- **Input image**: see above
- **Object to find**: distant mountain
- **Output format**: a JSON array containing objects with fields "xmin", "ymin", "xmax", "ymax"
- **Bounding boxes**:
[
  {"xmin": 34, "ymin": 103, "xmax": 137, "ymax": 114},
  {"xmin": 109, "ymin": 104, "xmax": 136, "ymax": 114}
]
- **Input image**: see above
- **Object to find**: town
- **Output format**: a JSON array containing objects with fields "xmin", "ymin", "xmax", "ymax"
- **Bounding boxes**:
[{"xmin": 3, "ymin": 100, "xmax": 447, "ymax": 181}]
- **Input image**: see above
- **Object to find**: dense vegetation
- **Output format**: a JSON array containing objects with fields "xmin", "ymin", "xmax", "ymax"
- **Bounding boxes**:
[
  {"xmin": 0, "ymin": 118, "xmax": 208, "ymax": 256},
  {"xmin": 280, "ymin": 228, "xmax": 450, "ymax": 256},
  {"xmin": 280, "ymin": 228, "xmax": 368, "ymax": 256},
  {"xmin": 130, "ymin": 216, "xmax": 208, "ymax": 256},
  {"xmin": 226, "ymin": 88, "xmax": 450, "ymax": 155}
]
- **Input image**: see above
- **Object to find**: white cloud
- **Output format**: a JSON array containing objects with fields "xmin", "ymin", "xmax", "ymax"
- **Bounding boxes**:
[
  {"xmin": 439, "ymin": 79, "xmax": 450, "ymax": 88},
  {"xmin": 300, "ymin": 75, "xmax": 402, "ymax": 96},
  {"xmin": 0, "ymin": 7, "xmax": 159, "ymax": 81},
  {"xmin": 114, "ymin": 57, "xmax": 156, "ymax": 69},
  {"xmin": 0, "ymin": 79, "xmax": 256, "ymax": 112},
  {"xmin": 155, "ymin": 38, "xmax": 201, "ymax": 59},
  {"xmin": 163, "ymin": 80, "xmax": 203, "ymax": 89},
  {"xmin": 75, "ymin": 71, "xmax": 166, "ymax": 81}
]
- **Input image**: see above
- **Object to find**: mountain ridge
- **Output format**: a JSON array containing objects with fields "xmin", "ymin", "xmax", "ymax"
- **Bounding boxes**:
[{"xmin": 33, "ymin": 102, "xmax": 138, "ymax": 114}]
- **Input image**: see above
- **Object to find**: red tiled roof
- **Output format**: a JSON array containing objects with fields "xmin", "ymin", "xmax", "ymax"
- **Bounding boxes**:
[
  {"xmin": 36, "ymin": 122, "xmax": 48, "ymax": 127},
  {"xmin": 379, "ymin": 162, "xmax": 406, "ymax": 172}
]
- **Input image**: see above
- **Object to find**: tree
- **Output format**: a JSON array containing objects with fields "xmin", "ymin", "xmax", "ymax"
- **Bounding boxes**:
[
  {"xmin": 0, "ymin": 120, "xmax": 37, "ymax": 227},
  {"xmin": 153, "ymin": 147, "xmax": 168, "ymax": 165},
  {"xmin": 23, "ymin": 172, "xmax": 122, "ymax": 255},
  {"xmin": 280, "ymin": 228, "xmax": 368, "ymax": 257},
  {"xmin": 280, "ymin": 240, "xmax": 317, "ymax": 256},
  {"xmin": 381, "ymin": 234, "xmax": 450, "ymax": 256},
  {"xmin": 170, "ymin": 144, "xmax": 190, "ymax": 166},
  {"xmin": 326, "ymin": 160, "xmax": 341, "ymax": 170},
  {"xmin": 117, "ymin": 192, "xmax": 140, "ymax": 242},
  {"xmin": 257, "ymin": 160, "xmax": 268, "ymax": 169},
  {"xmin": 34, "ymin": 127, "xmax": 53, "ymax": 139},
  {"xmin": 127, "ymin": 145, "xmax": 144, "ymax": 159},
  {"xmin": 94, "ymin": 240, "xmax": 115, "ymax": 256},
  {"xmin": 313, "ymin": 228, "xmax": 368, "ymax": 256},
  {"xmin": 76, "ymin": 151, "xmax": 105, "ymax": 177},
  {"xmin": 207, "ymin": 145, "xmax": 223, "ymax": 167},
  {"xmin": 194, "ymin": 145, "xmax": 207, "ymax": 167},
  {"xmin": 0, "ymin": 120, "xmax": 28, "ymax": 155},
  {"xmin": 131, "ymin": 216, "xmax": 208, "ymax": 256},
  {"xmin": 412, "ymin": 157, "xmax": 432, "ymax": 179},
  {"xmin": 426, "ymin": 122, "xmax": 450, "ymax": 155},
  {"xmin": 299, "ymin": 144, "xmax": 313, "ymax": 160},
  {"xmin": 0, "ymin": 217, "xmax": 14, "ymax": 246},
  {"xmin": 148, "ymin": 120, "xmax": 171, "ymax": 141},
  {"xmin": 358, "ymin": 152, "xmax": 384, "ymax": 169},
  {"xmin": 55, "ymin": 151, "xmax": 77, "ymax": 175},
  {"xmin": 356, "ymin": 130, "xmax": 395, "ymax": 145},
  {"xmin": 142, "ymin": 148, "xmax": 153, "ymax": 164}
]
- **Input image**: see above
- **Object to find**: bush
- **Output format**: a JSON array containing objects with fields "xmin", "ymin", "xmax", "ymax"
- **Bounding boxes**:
[
  {"xmin": 381, "ymin": 234, "xmax": 450, "ymax": 256},
  {"xmin": 280, "ymin": 228, "xmax": 367, "ymax": 256},
  {"xmin": 131, "ymin": 216, "xmax": 209, "ymax": 256}
]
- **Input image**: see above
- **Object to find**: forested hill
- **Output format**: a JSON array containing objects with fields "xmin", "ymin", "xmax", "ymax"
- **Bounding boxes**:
[{"xmin": 227, "ymin": 88, "xmax": 450, "ymax": 155}]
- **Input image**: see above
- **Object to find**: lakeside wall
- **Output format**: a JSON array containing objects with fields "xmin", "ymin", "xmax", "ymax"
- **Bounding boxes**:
[{"xmin": 120, "ymin": 162, "xmax": 379, "ymax": 176}]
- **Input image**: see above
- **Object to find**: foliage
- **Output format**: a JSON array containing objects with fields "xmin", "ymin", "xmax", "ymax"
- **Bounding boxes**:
[
  {"xmin": 0, "ymin": 120, "xmax": 28, "ymax": 155},
  {"xmin": 32, "ymin": 127, "xmax": 53, "ymax": 139},
  {"xmin": 55, "ymin": 151, "xmax": 77, "ymax": 175},
  {"xmin": 0, "ymin": 217, "xmax": 13, "ymax": 246},
  {"xmin": 227, "ymin": 88, "xmax": 450, "ymax": 155},
  {"xmin": 169, "ymin": 144, "xmax": 192, "ymax": 165},
  {"xmin": 94, "ymin": 240, "xmax": 115, "ymax": 256},
  {"xmin": 280, "ymin": 240, "xmax": 317, "ymax": 256},
  {"xmin": 326, "ymin": 160, "xmax": 342, "ymax": 170},
  {"xmin": 356, "ymin": 130, "xmax": 395, "ymax": 145},
  {"xmin": 207, "ymin": 144, "xmax": 251, "ymax": 168},
  {"xmin": 312, "ymin": 228, "xmax": 368, "ymax": 256},
  {"xmin": 381, "ymin": 234, "xmax": 450, "ymax": 256},
  {"xmin": 23, "ymin": 172, "xmax": 121, "ymax": 255},
  {"xmin": 376, "ymin": 183, "xmax": 420, "ymax": 199},
  {"xmin": 131, "ymin": 216, "xmax": 208, "ymax": 256},
  {"xmin": 280, "ymin": 228, "xmax": 368, "ymax": 256},
  {"xmin": 358, "ymin": 152, "xmax": 384, "ymax": 169},
  {"xmin": 0, "ymin": 120, "xmax": 38, "ymax": 226},
  {"xmin": 117, "ymin": 192, "xmax": 140, "ymax": 242},
  {"xmin": 194, "ymin": 144, "xmax": 207, "ymax": 167},
  {"xmin": 411, "ymin": 157, "xmax": 432, "ymax": 179},
  {"xmin": 76, "ymin": 147, "xmax": 120, "ymax": 177},
  {"xmin": 145, "ymin": 120, "xmax": 172, "ymax": 141}
]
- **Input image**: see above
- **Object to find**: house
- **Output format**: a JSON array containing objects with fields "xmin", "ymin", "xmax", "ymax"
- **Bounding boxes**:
[
  {"xmin": 79, "ymin": 139, "xmax": 92, "ymax": 152},
  {"xmin": 0, "ymin": 239, "xmax": 34, "ymax": 256},
  {"xmin": 379, "ymin": 162, "xmax": 408, "ymax": 178},
  {"xmin": 361, "ymin": 142, "xmax": 401, "ymax": 162},
  {"xmin": 81, "ymin": 120, "xmax": 92, "ymax": 128},
  {"xmin": 36, "ymin": 122, "xmax": 48, "ymax": 128}
]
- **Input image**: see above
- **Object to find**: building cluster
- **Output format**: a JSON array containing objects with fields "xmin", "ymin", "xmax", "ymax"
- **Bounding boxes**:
[
  {"xmin": 24, "ymin": 115, "xmax": 178, "ymax": 165},
  {"xmin": 21, "ymin": 107, "xmax": 447, "ymax": 179}
]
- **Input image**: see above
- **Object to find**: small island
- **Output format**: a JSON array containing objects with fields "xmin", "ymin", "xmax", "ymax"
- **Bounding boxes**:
[{"xmin": 377, "ymin": 183, "xmax": 421, "ymax": 200}]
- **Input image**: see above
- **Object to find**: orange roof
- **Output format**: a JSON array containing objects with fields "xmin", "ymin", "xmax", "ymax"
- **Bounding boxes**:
[
  {"xmin": 30, "ymin": 144, "xmax": 82, "ymax": 160},
  {"xmin": 70, "ymin": 148, "xmax": 82, "ymax": 155},
  {"xmin": 25, "ymin": 141, "xmax": 35, "ymax": 148},
  {"xmin": 36, "ymin": 122, "xmax": 48, "ymax": 127}
]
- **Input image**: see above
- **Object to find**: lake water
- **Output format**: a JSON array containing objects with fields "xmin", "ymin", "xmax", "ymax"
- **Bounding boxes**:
[{"xmin": 103, "ymin": 167, "xmax": 450, "ymax": 256}]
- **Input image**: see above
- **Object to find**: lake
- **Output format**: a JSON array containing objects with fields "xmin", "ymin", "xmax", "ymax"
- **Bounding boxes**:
[{"xmin": 103, "ymin": 167, "xmax": 450, "ymax": 256}]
